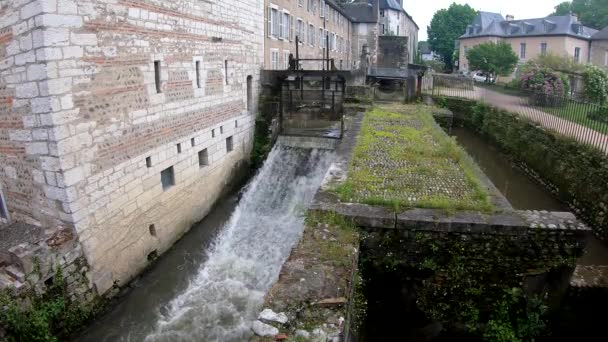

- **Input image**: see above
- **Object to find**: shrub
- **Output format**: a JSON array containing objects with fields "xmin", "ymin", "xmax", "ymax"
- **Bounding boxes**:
[
  {"xmin": 520, "ymin": 67, "xmax": 569, "ymax": 96},
  {"xmin": 0, "ymin": 267, "xmax": 98, "ymax": 341},
  {"xmin": 582, "ymin": 65, "xmax": 608, "ymax": 105},
  {"xmin": 521, "ymin": 68, "xmax": 570, "ymax": 106}
]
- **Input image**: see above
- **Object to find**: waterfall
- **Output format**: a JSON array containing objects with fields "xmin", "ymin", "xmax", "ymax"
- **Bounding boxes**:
[{"xmin": 144, "ymin": 144, "xmax": 334, "ymax": 342}]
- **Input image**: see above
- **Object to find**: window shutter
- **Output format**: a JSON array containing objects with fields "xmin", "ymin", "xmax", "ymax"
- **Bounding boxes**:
[
  {"xmin": 279, "ymin": 12, "xmax": 283, "ymax": 39},
  {"xmin": 290, "ymin": 16, "xmax": 294, "ymax": 41},
  {"xmin": 267, "ymin": 7, "xmax": 272, "ymax": 38}
]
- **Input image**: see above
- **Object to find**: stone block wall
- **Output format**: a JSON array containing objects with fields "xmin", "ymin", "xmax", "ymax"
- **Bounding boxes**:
[
  {"xmin": 0, "ymin": 0, "xmax": 263, "ymax": 295},
  {"xmin": 377, "ymin": 35, "xmax": 409, "ymax": 69}
]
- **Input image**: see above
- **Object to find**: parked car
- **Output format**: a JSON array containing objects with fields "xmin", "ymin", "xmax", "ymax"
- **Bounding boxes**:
[{"xmin": 472, "ymin": 72, "xmax": 494, "ymax": 83}]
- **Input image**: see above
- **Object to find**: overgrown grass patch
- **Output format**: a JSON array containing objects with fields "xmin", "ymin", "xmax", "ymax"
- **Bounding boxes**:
[{"xmin": 336, "ymin": 104, "xmax": 492, "ymax": 212}]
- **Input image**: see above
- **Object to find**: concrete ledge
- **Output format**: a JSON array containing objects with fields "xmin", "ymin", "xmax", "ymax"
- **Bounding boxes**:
[
  {"xmin": 277, "ymin": 135, "xmax": 340, "ymax": 150},
  {"xmin": 312, "ymin": 192, "xmax": 591, "ymax": 237}
]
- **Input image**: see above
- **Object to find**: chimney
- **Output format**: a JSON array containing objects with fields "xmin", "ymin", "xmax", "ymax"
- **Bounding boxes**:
[
  {"xmin": 506, "ymin": 15, "xmax": 515, "ymax": 22},
  {"xmin": 569, "ymin": 11, "xmax": 579, "ymax": 22}
]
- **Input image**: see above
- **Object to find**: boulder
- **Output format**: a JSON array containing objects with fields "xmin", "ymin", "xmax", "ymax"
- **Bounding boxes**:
[
  {"xmin": 252, "ymin": 320, "xmax": 279, "ymax": 337},
  {"xmin": 258, "ymin": 308, "xmax": 289, "ymax": 324}
]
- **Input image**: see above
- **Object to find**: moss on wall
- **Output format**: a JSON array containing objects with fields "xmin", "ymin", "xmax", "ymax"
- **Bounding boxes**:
[{"xmin": 440, "ymin": 97, "xmax": 608, "ymax": 241}]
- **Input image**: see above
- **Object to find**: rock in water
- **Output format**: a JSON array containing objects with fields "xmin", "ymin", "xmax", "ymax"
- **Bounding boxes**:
[
  {"xmin": 252, "ymin": 320, "xmax": 279, "ymax": 337},
  {"xmin": 258, "ymin": 308, "xmax": 289, "ymax": 324}
]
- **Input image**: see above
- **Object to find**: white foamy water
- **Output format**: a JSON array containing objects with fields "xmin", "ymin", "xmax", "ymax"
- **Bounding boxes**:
[{"xmin": 144, "ymin": 144, "xmax": 334, "ymax": 342}]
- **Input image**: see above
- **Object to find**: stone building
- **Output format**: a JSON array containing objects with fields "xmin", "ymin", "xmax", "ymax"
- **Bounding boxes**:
[
  {"xmin": 263, "ymin": 0, "xmax": 419, "ymax": 71},
  {"xmin": 0, "ymin": 0, "xmax": 263, "ymax": 295},
  {"xmin": 458, "ymin": 12, "xmax": 597, "ymax": 74},
  {"xmin": 342, "ymin": 0, "xmax": 380, "ymax": 72},
  {"xmin": 590, "ymin": 27, "xmax": 608, "ymax": 69},
  {"xmin": 264, "ymin": 0, "xmax": 354, "ymax": 70},
  {"xmin": 378, "ymin": 0, "xmax": 418, "ymax": 64}
]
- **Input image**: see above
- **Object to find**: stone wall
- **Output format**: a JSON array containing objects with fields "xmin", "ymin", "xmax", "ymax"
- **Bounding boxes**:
[
  {"xmin": 590, "ymin": 39, "xmax": 608, "ymax": 70},
  {"xmin": 442, "ymin": 97, "xmax": 608, "ymax": 242},
  {"xmin": 377, "ymin": 35, "xmax": 408, "ymax": 69},
  {"xmin": 0, "ymin": 0, "xmax": 263, "ymax": 295}
]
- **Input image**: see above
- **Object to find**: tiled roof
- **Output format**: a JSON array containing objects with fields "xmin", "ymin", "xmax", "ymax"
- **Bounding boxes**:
[
  {"xmin": 341, "ymin": 0, "xmax": 377, "ymax": 23},
  {"xmin": 592, "ymin": 26, "xmax": 608, "ymax": 40},
  {"xmin": 379, "ymin": 0, "xmax": 401, "ymax": 11},
  {"xmin": 461, "ymin": 12, "xmax": 598, "ymax": 40}
]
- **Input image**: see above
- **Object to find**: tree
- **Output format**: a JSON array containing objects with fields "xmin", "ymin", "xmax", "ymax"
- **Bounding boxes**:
[
  {"xmin": 428, "ymin": 3, "xmax": 477, "ymax": 71},
  {"xmin": 551, "ymin": 0, "xmax": 608, "ymax": 29},
  {"xmin": 466, "ymin": 42, "xmax": 518, "ymax": 81}
]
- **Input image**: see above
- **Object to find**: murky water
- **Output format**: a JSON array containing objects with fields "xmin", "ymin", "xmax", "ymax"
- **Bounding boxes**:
[
  {"xmin": 452, "ymin": 126, "xmax": 608, "ymax": 265},
  {"xmin": 452, "ymin": 127, "xmax": 564, "ymax": 211},
  {"xmin": 79, "ymin": 145, "xmax": 334, "ymax": 341}
]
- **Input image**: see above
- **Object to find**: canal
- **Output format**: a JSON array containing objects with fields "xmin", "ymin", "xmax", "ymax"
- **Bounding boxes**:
[{"xmin": 77, "ymin": 146, "xmax": 334, "ymax": 341}]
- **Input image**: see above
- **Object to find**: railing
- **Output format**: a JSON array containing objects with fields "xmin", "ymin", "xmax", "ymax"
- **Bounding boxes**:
[{"xmin": 430, "ymin": 75, "xmax": 608, "ymax": 153}]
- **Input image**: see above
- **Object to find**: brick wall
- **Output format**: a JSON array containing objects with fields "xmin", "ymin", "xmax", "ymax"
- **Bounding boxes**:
[{"xmin": 1, "ymin": 0, "xmax": 263, "ymax": 295}]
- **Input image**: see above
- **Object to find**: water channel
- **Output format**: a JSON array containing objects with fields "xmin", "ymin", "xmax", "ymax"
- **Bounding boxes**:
[
  {"xmin": 79, "ymin": 124, "xmax": 607, "ymax": 341},
  {"xmin": 78, "ymin": 145, "xmax": 334, "ymax": 341}
]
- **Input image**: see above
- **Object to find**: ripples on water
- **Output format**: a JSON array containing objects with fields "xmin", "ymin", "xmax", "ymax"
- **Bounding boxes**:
[{"xmin": 144, "ymin": 145, "xmax": 334, "ymax": 342}]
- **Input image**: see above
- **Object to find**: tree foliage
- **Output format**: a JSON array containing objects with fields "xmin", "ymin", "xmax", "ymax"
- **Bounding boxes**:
[
  {"xmin": 428, "ymin": 3, "xmax": 477, "ymax": 70},
  {"xmin": 582, "ymin": 65, "xmax": 608, "ymax": 104},
  {"xmin": 466, "ymin": 42, "xmax": 518, "ymax": 79},
  {"xmin": 551, "ymin": 0, "xmax": 608, "ymax": 29},
  {"xmin": 520, "ymin": 52, "xmax": 586, "ymax": 75}
]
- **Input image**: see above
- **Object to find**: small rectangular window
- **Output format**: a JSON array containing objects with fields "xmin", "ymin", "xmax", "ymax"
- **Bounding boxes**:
[
  {"xmin": 540, "ymin": 43, "xmax": 547, "ymax": 55},
  {"xmin": 224, "ymin": 60, "xmax": 228, "ymax": 85},
  {"xmin": 191, "ymin": 138, "xmax": 195, "ymax": 147},
  {"xmin": 146, "ymin": 156, "xmax": 152, "ymax": 168},
  {"xmin": 198, "ymin": 149, "xmax": 209, "ymax": 168},
  {"xmin": 154, "ymin": 60, "xmax": 162, "ymax": 93},
  {"xmin": 195, "ymin": 61, "xmax": 201, "ymax": 88},
  {"xmin": 212, "ymin": 129, "xmax": 216, "ymax": 138},
  {"xmin": 161, "ymin": 166, "xmax": 175, "ymax": 191},
  {"xmin": 235, "ymin": 120, "xmax": 238, "ymax": 128},
  {"xmin": 0, "ymin": 189, "xmax": 9, "ymax": 222},
  {"xmin": 177, "ymin": 143, "xmax": 182, "ymax": 154},
  {"xmin": 520, "ymin": 43, "xmax": 526, "ymax": 59},
  {"xmin": 574, "ymin": 47, "xmax": 581, "ymax": 63},
  {"xmin": 220, "ymin": 126, "xmax": 224, "ymax": 134},
  {"xmin": 246, "ymin": 75, "xmax": 253, "ymax": 112},
  {"xmin": 226, "ymin": 136, "xmax": 234, "ymax": 153}
]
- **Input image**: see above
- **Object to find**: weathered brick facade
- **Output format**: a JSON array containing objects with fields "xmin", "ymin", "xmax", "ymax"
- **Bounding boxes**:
[{"xmin": 0, "ymin": 0, "xmax": 263, "ymax": 294}]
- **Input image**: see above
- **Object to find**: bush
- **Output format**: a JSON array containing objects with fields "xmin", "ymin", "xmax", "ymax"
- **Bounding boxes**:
[
  {"xmin": 521, "ymin": 68, "xmax": 570, "ymax": 106},
  {"xmin": 588, "ymin": 106, "xmax": 608, "ymax": 123},
  {"xmin": 582, "ymin": 65, "xmax": 608, "ymax": 105},
  {"xmin": 483, "ymin": 288, "xmax": 547, "ymax": 342},
  {"xmin": 520, "ymin": 67, "xmax": 569, "ymax": 96},
  {"xmin": 0, "ymin": 267, "xmax": 98, "ymax": 341}
]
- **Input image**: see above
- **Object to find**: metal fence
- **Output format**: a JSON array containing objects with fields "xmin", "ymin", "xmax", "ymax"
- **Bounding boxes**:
[{"xmin": 429, "ymin": 75, "xmax": 608, "ymax": 153}]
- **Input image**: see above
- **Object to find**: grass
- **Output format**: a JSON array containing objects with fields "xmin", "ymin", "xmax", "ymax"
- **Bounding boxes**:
[
  {"xmin": 536, "ymin": 101, "xmax": 608, "ymax": 135},
  {"xmin": 335, "ymin": 104, "xmax": 493, "ymax": 213}
]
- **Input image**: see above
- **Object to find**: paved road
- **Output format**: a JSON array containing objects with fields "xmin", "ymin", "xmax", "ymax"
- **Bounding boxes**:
[{"xmin": 435, "ymin": 86, "xmax": 608, "ymax": 153}]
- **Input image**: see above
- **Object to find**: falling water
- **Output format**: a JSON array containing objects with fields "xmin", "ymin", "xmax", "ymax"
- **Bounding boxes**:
[{"xmin": 143, "ymin": 144, "xmax": 334, "ymax": 342}]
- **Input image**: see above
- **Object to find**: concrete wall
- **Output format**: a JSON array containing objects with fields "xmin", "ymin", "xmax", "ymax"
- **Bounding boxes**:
[
  {"xmin": 377, "ymin": 36, "xmax": 408, "ymax": 68},
  {"xmin": 590, "ymin": 39, "xmax": 608, "ymax": 69},
  {"xmin": 264, "ymin": 0, "xmax": 353, "ymax": 70},
  {"xmin": 0, "ymin": 0, "xmax": 263, "ymax": 295}
]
